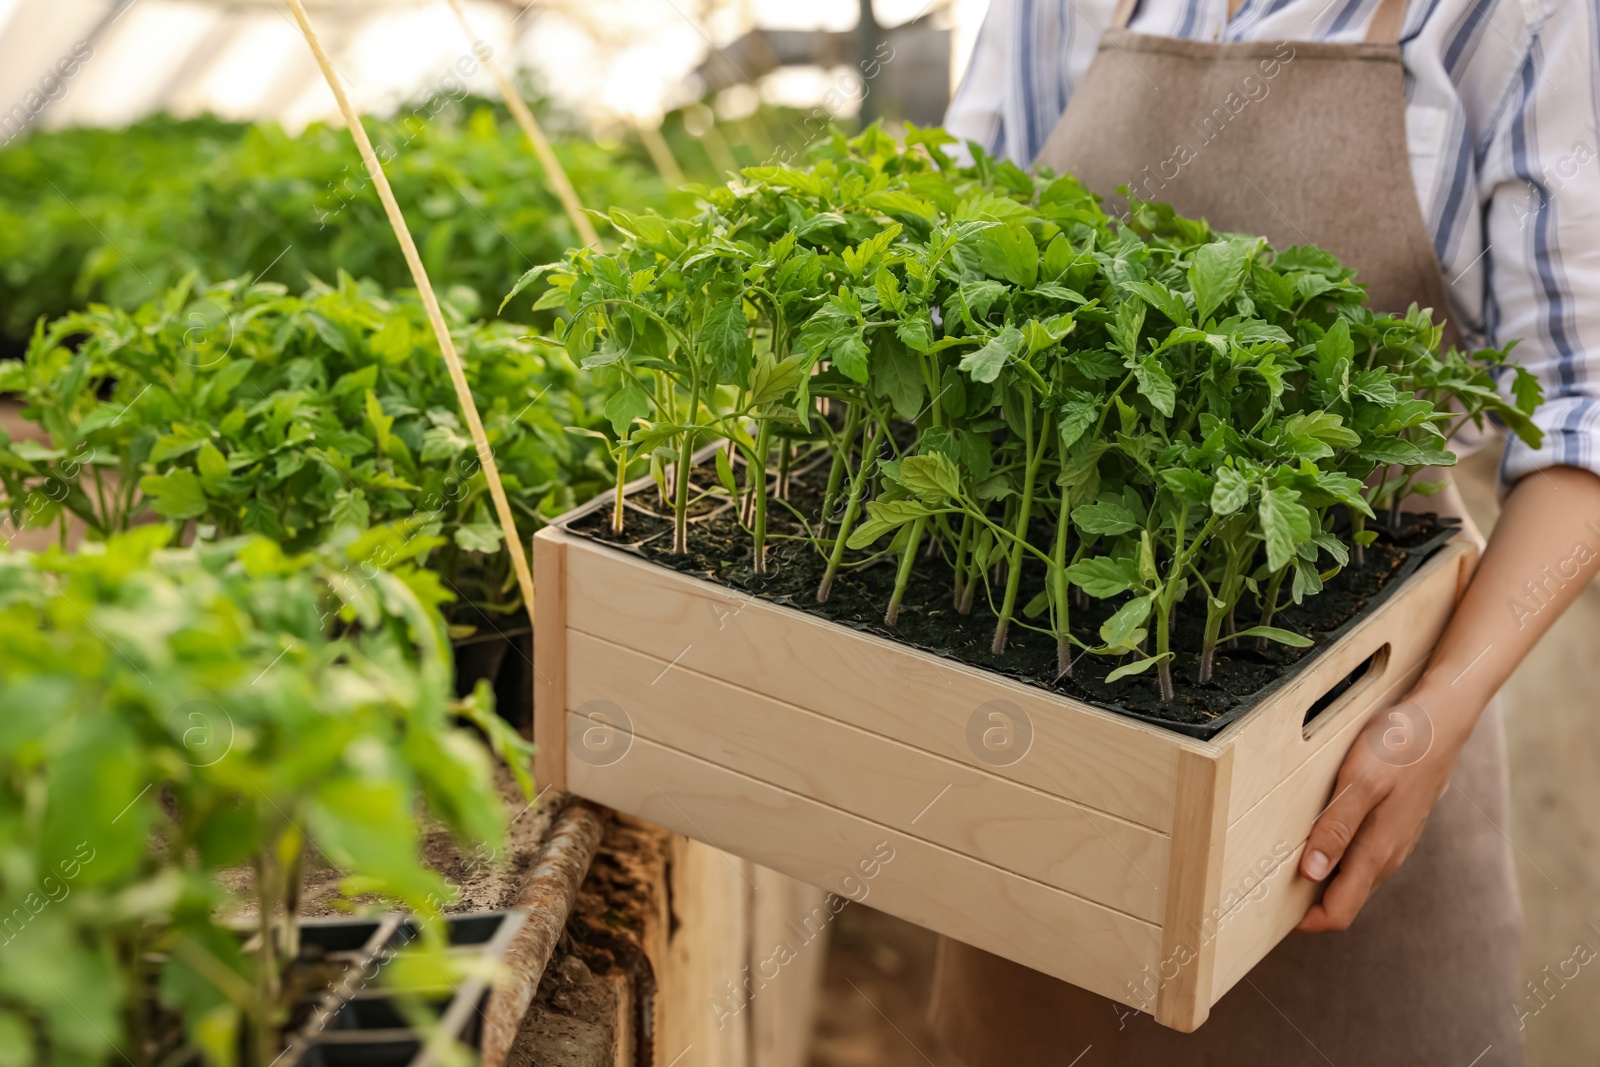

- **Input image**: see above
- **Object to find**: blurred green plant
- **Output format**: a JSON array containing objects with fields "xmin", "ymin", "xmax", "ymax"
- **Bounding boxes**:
[
  {"xmin": 0, "ymin": 106, "xmax": 676, "ymax": 344},
  {"xmin": 0, "ymin": 274, "xmax": 609, "ymax": 620},
  {"xmin": 0, "ymin": 524, "xmax": 533, "ymax": 1065}
]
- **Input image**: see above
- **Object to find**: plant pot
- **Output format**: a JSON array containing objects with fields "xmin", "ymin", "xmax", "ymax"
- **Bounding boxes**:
[
  {"xmin": 531, "ymin": 485, "xmax": 1477, "ymax": 1033},
  {"xmin": 452, "ymin": 618, "xmax": 534, "ymax": 734},
  {"xmin": 283, "ymin": 911, "xmax": 527, "ymax": 1067}
]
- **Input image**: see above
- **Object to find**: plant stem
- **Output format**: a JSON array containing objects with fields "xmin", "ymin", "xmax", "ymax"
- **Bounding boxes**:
[
  {"xmin": 1052, "ymin": 483, "xmax": 1072, "ymax": 678},
  {"xmin": 751, "ymin": 418, "xmax": 772, "ymax": 574},
  {"xmin": 1199, "ymin": 538, "xmax": 1244, "ymax": 685},
  {"xmin": 610, "ymin": 443, "xmax": 629, "ymax": 534},
  {"xmin": 255, "ymin": 851, "xmax": 279, "ymax": 1067},
  {"xmin": 1155, "ymin": 505, "xmax": 1190, "ymax": 701},
  {"xmin": 1155, "ymin": 595, "xmax": 1176, "ymax": 701},
  {"xmin": 1351, "ymin": 506, "xmax": 1367, "ymax": 569},
  {"xmin": 885, "ymin": 517, "xmax": 926, "ymax": 625},
  {"xmin": 952, "ymin": 512, "xmax": 972, "ymax": 611},
  {"xmin": 817, "ymin": 418, "xmax": 886, "ymax": 603},
  {"xmin": 818, "ymin": 405, "xmax": 860, "ymax": 536},
  {"xmin": 992, "ymin": 406, "xmax": 1046, "ymax": 656},
  {"xmin": 671, "ymin": 374, "xmax": 702, "ymax": 555},
  {"xmin": 1258, "ymin": 567, "xmax": 1287, "ymax": 650}
]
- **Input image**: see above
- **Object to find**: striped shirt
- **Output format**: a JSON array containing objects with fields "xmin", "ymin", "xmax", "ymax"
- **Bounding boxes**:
[{"xmin": 946, "ymin": 0, "xmax": 1600, "ymax": 484}]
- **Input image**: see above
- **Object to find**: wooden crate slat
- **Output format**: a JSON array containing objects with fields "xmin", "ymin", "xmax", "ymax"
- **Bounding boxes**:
[
  {"xmin": 1219, "ymin": 661, "xmax": 1424, "ymax": 894},
  {"xmin": 1153, "ymin": 748, "xmax": 1234, "ymax": 1032},
  {"xmin": 533, "ymin": 533, "xmax": 569, "ymax": 792},
  {"xmin": 1220, "ymin": 541, "xmax": 1470, "ymax": 817},
  {"xmin": 558, "ymin": 532, "xmax": 1186, "ymax": 831},
  {"xmin": 567, "ymin": 718, "xmax": 1166, "ymax": 1009},
  {"xmin": 1208, "ymin": 841, "xmax": 1316, "ymax": 1003},
  {"xmin": 567, "ymin": 630, "xmax": 1171, "ymax": 921}
]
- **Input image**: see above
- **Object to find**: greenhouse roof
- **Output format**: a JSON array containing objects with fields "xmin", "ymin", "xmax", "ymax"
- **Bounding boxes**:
[{"xmin": 0, "ymin": 0, "xmax": 982, "ymax": 135}]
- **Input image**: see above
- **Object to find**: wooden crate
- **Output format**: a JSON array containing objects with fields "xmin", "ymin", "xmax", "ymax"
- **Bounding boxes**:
[{"xmin": 532, "ymin": 504, "xmax": 1477, "ymax": 1032}]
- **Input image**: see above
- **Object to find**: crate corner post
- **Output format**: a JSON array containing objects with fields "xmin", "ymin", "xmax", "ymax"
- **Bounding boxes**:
[
  {"xmin": 1154, "ymin": 744, "xmax": 1235, "ymax": 1032},
  {"xmin": 533, "ymin": 528, "xmax": 569, "ymax": 794}
]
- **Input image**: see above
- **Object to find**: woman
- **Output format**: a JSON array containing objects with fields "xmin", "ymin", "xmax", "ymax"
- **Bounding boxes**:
[{"xmin": 931, "ymin": 0, "xmax": 1600, "ymax": 1063}]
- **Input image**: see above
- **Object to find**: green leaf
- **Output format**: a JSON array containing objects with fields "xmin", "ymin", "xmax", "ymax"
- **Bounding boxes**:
[
  {"xmin": 1123, "ymin": 280, "xmax": 1189, "ymax": 326},
  {"xmin": 874, "ymin": 342, "xmax": 926, "ymax": 420},
  {"xmin": 140, "ymin": 469, "xmax": 208, "ymax": 519},
  {"xmin": 959, "ymin": 325, "xmax": 1023, "ymax": 384},
  {"xmin": 959, "ymin": 280, "xmax": 1008, "ymax": 320},
  {"xmin": 1072, "ymin": 500, "xmax": 1138, "ymax": 536},
  {"xmin": 1106, "ymin": 653, "xmax": 1169, "ymax": 683},
  {"xmin": 1160, "ymin": 468, "xmax": 1212, "ymax": 506},
  {"xmin": 196, "ymin": 443, "xmax": 230, "ymax": 491},
  {"xmin": 1229, "ymin": 625, "xmax": 1313, "ymax": 648},
  {"xmin": 604, "ymin": 381, "xmax": 651, "ymax": 437},
  {"xmin": 1133, "ymin": 356, "xmax": 1176, "ymax": 417},
  {"xmin": 715, "ymin": 446, "xmax": 738, "ymax": 499},
  {"xmin": 895, "ymin": 313, "xmax": 934, "ymax": 352},
  {"xmin": 847, "ymin": 499, "xmax": 932, "ymax": 549},
  {"xmin": 1056, "ymin": 399, "xmax": 1096, "ymax": 452},
  {"xmin": 1211, "ymin": 465, "xmax": 1249, "ymax": 515},
  {"xmin": 454, "ymin": 522, "xmax": 504, "ymax": 552},
  {"xmin": 1283, "ymin": 411, "xmax": 1360, "ymax": 449},
  {"xmin": 1100, "ymin": 595, "xmax": 1154, "ymax": 651},
  {"xmin": 830, "ymin": 331, "xmax": 870, "ymax": 383},
  {"xmin": 1189, "ymin": 239, "xmax": 1252, "ymax": 322},
  {"xmin": 330, "ymin": 488, "xmax": 370, "ymax": 532},
  {"xmin": 899, "ymin": 453, "xmax": 962, "ymax": 503},
  {"xmin": 1066, "ymin": 555, "xmax": 1138, "ymax": 598},
  {"xmin": 976, "ymin": 223, "xmax": 1039, "ymax": 287},
  {"xmin": 365, "ymin": 390, "xmax": 395, "ymax": 454},
  {"xmin": 1260, "ymin": 486, "xmax": 1312, "ymax": 571},
  {"xmin": 699, "ymin": 298, "xmax": 753, "ymax": 386}
]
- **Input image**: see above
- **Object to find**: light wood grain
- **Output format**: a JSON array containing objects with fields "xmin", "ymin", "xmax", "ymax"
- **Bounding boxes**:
[
  {"xmin": 566, "ymin": 630, "xmax": 1170, "ymax": 920},
  {"xmin": 1208, "ymin": 841, "xmax": 1315, "ymax": 1002},
  {"xmin": 662, "ymin": 835, "xmax": 752, "ymax": 1067},
  {"xmin": 1221, "ymin": 540, "xmax": 1469, "ymax": 817},
  {"xmin": 1219, "ymin": 659, "xmax": 1426, "ymax": 895},
  {"xmin": 533, "ymin": 532, "xmax": 568, "ymax": 793},
  {"xmin": 749, "ymin": 865, "xmax": 830, "ymax": 1067},
  {"xmin": 547, "ymin": 517, "xmax": 1473, "ymax": 1029},
  {"xmin": 557, "ymin": 531, "xmax": 1188, "ymax": 830},
  {"xmin": 1154, "ymin": 748, "xmax": 1233, "ymax": 1032},
  {"xmin": 569, "ymin": 721, "xmax": 1165, "ymax": 1008}
]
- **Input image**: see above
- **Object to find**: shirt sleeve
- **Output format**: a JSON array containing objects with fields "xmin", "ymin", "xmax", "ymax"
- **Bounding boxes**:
[
  {"xmin": 943, "ymin": 0, "xmax": 1014, "ymax": 161},
  {"xmin": 1474, "ymin": 0, "xmax": 1600, "ymax": 484}
]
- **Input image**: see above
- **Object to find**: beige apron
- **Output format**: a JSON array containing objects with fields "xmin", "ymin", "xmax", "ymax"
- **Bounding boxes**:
[{"xmin": 929, "ymin": 0, "xmax": 1523, "ymax": 1062}]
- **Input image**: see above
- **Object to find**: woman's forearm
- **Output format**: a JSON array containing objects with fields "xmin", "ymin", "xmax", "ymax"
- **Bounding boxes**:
[
  {"xmin": 1296, "ymin": 462, "xmax": 1600, "ymax": 931},
  {"xmin": 1411, "ymin": 464, "xmax": 1600, "ymax": 744}
]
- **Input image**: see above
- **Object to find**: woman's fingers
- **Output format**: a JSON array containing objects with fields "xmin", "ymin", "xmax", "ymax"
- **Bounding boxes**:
[
  {"xmin": 1296, "ymin": 818, "xmax": 1388, "ymax": 932},
  {"xmin": 1300, "ymin": 755, "xmax": 1388, "ymax": 884}
]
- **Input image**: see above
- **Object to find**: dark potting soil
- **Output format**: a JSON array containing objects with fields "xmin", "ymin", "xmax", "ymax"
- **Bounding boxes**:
[{"xmin": 567, "ymin": 455, "xmax": 1456, "ymax": 739}]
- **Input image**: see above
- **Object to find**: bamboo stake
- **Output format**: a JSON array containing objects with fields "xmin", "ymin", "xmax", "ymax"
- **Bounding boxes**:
[
  {"xmin": 636, "ymin": 118, "xmax": 686, "ymax": 187},
  {"xmin": 286, "ymin": 0, "xmax": 537, "ymax": 617},
  {"xmin": 443, "ymin": 0, "xmax": 603, "ymax": 250}
]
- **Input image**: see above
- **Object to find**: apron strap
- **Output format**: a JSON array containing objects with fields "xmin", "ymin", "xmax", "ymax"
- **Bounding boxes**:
[
  {"xmin": 1111, "ymin": 0, "xmax": 1406, "ymax": 41},
  {"xmin": 1363, "ymin": 0, "xmax": 1408, "ymax": 43}
]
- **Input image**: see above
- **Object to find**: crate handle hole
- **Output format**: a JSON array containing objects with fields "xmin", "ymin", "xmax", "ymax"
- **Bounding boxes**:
[{"xmin": 1302, "ymin": 644, "xmax": 1391, "ymax": 735}]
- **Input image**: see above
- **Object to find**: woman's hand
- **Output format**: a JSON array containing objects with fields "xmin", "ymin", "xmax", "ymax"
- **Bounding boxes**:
[
  {"xmin": 1295, "ymin": 689, "xmax": 1478, "ymax": 932},
  {"xmin": 1296, "ymin": 463, "xmax": 1600, "ymax": 933}
]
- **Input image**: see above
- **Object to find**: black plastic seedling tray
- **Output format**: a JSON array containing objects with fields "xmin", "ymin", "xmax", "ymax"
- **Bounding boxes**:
[{"xmin": 283, "ymin": 910, "xmax": 526, "ymax": 1067}]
